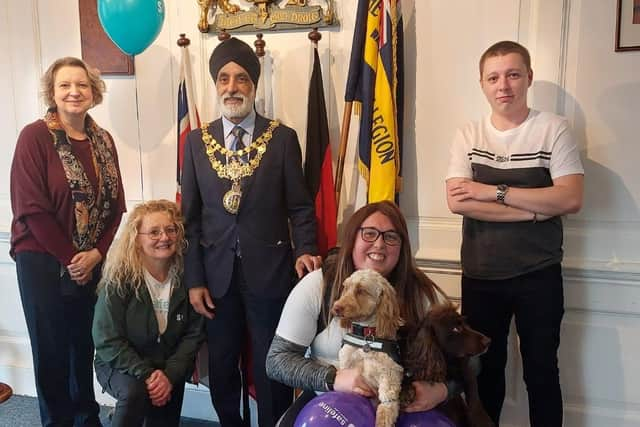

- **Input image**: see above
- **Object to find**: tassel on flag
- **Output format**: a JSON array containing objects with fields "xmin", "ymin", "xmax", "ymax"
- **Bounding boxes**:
[
  {"xmin": 304, "ymin": 33, "xmax": 337, "ymax": 258},
  {"xmin": 176, "ymin": 34, "xmax": 200, "ymax": 204}
]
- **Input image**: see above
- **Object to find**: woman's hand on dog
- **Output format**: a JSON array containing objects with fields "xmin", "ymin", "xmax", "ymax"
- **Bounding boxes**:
[
  {"xmin": 403, "ymin": 381, "xmax": 448, "ymax": 412},
  {"xmin": 334, "ymin": 368, "xmax": 376, "ymax": 397}
]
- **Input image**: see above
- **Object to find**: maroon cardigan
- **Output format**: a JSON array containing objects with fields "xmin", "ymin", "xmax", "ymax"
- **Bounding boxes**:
[{"xmin": 10, "ymin": 119, "xmax": 126, "ymax": 266}]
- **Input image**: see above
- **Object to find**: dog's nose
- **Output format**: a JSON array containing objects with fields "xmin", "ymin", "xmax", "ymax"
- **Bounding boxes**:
[{"xmin": 331, "ymin": 304, "xmax": 343, "ymax": 316}]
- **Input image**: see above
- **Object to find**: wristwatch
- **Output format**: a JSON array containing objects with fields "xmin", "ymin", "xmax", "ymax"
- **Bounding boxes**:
[
  {"xmin": 325, "ymin": 366, "xmax": 337, "ymax": 391},
  {"xmin": 496, "ymin": 184, "xmax": 509, "ymax": 204}
]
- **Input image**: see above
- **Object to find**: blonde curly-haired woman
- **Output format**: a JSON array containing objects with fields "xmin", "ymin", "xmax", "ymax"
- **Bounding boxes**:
[{"xmin": 92, "ymin": 200, "xmax": 204, "ymax": 427}]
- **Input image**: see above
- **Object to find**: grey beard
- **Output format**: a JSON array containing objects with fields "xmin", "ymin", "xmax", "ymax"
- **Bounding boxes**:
[{"xmin": 218, "ymin": 94, "xmax": 254, "ymax": 120}]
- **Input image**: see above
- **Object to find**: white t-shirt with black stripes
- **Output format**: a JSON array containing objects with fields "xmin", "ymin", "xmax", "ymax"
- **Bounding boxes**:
[
  {"xmin": 447, "ymin": 110, "xmax": 583, "ymax": 182},
  {"xmin": 446, "ymin": 109, "xmax": 584, "ymax": 280}
]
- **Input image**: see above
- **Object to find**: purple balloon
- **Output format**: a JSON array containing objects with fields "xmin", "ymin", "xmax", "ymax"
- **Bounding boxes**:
[
  {"xmin": 294, "ymin": 391, "xmax": 376, "ymax": 427},
  {"xmin": 396, "ymin": 410, "xmax": 456, "ymax": 427}
]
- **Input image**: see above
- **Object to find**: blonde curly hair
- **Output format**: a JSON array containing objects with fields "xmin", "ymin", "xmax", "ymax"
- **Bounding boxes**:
[{"xmin": 99, "ymin": 199, "xmax": 186, "ymax": 300}]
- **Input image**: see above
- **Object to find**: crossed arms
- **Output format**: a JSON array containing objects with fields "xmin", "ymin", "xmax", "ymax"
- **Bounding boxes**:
[{"xmin": 446, "ymin": 174, "xmax": 584, "ymax": 222}]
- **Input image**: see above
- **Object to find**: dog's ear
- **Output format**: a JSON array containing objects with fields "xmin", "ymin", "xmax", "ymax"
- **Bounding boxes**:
[
  {"xmin": 404, "ymin": 317, "xmax": 447, "ymax": 383},
  {"xmin": 424, "ymin": 324, "xmax": 447, "ymax": 383},
  {"xmin": 376, "ymin": 282, "xmax": 403, "ymax": 338}
]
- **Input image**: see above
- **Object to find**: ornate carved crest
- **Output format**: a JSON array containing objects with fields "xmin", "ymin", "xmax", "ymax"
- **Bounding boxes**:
[{"xmin": 197, "ymin": 0, "xmax": 337, "ymax": 33}]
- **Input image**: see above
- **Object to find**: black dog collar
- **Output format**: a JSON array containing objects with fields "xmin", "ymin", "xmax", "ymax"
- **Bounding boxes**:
[{"xmin": 342, "ymin": 333, "xmax": 402, "ymax": 365}]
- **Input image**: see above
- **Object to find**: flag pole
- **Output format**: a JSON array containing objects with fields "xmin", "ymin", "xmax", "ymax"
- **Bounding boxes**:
[
  {"xmin": 338, "ymin": 0, "xmax": 369, "ymax": 211},
  {"xmin": 254, "ymin": 32, "xmax": 265, "ymax": 57},
  {"xmin": 335, "ymin": 101, "xmax": 352, "ymax": 213}
]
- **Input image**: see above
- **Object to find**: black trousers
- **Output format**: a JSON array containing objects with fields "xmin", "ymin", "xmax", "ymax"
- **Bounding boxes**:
[
  {"xmin": 95, "ymin": 361, "xmax": 186, "ymax": 427},
  {"xmin": 206, "ymin": 256, "xmax": 292, "ymax": 427},
  {"xmin": 462, "ymin": 263, "xmax": 564, "ymax": 427},
  {"xmin": 16, "ymin": 251, "xmax": 101, "ymax": 427}
]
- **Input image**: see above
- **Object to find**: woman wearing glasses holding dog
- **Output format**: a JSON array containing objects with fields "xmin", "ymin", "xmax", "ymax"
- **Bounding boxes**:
[
  {"xmin": 267, "ymin": 201, "xmax": 451, "ymax": 426},
  {"xmin": 92, "ymin": 200, "xmax": 205, "ymax": 427}
]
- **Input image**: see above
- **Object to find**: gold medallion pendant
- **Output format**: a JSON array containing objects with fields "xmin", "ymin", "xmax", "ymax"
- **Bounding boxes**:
[
  {"xmin": 223, "ymin": 181, "xmax": 242, "ymax": 214},
  {"xmin": 201, "ymin": 120, "xmax": 279, "ymax": 215}
]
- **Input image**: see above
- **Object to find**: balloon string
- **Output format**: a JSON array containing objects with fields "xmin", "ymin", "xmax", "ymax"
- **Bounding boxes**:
[{"xmin": 134, "ymin": 73, "xmax": 145, "ymax": 201}]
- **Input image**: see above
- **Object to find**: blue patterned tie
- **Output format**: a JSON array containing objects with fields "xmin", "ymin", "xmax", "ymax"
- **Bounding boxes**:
[
  {"xmin": 231, "ymin": 126, "xmax": 247, "ymax": 252},
  {"xmin": 232, "ymin": 126, "xmax": 246, "ymax": 162}
]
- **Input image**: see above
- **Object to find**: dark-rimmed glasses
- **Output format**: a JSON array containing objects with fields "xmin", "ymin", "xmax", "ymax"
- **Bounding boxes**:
[
  {"xmin": 138, "ymin": 226, "xmax": 178, "ymax": 240},
  {"xmin": 358, "ymin": 227, "xmax": 402, "ymax": 246}
]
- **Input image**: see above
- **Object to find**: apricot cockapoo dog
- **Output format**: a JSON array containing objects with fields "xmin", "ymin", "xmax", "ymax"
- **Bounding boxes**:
[{"xmin": 331, "ymin": 269, "xmax": 404, "ymax": 427}]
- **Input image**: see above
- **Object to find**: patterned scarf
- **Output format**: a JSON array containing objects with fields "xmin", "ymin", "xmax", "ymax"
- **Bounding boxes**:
[{"xmin": 44, "ymin": 109, "xmax": 120, "ymax": 251}]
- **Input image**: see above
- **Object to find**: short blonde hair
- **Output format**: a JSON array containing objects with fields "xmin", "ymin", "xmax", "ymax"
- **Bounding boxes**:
[
  {"xmin": 100, "ymin": 200, "xmax": 186, "ymax": 300},
  {"xmin": 41, "ymin": 57, "xmax": 106, "ymax": 108}
]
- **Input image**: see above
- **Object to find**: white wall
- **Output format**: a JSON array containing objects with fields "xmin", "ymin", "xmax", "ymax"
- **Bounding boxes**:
[{"xmin": 2, "ymin": 0, "xmax": 640, "ymax": 425}]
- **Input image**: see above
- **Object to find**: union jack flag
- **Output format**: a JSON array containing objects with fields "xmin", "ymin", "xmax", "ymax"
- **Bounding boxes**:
[{"xmin": 176, "ymin": 43, "xmax": 200, "ymax": 203}]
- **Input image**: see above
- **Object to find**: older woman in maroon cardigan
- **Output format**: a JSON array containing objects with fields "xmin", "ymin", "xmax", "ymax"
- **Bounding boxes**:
[{"xmin": 9, "ymin": 57, "xmax": 125, "ymax": 427}]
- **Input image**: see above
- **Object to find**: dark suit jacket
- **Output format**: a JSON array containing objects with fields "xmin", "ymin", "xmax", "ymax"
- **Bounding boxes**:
[{"xmin": 181, "ymin": 114, "xmax": 317, "ymax": 299}]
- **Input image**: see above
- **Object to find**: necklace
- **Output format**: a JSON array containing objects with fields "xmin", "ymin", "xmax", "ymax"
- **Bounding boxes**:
[{"xmin": 201, "ymin": 120, "xmax": 279, "ymax": 214}]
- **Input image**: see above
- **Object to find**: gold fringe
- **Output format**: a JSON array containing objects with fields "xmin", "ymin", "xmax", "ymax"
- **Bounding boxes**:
[
  {"xmin": 357, "ymin": 159, "xmax": 370, "ymax": 183},
  {"xmin": 353, "ymin": 101, "xmax": 362, "ymax": 116}
]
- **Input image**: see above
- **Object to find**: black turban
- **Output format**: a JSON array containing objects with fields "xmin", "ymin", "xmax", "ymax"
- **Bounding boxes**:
[{"xmin": 209, "ymin": 37, "xmax": 260, "ymax": 87}]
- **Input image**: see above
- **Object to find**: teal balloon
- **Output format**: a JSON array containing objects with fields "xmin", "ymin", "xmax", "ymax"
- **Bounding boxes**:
[{"xmin": 98, "ymin": 0, "xmax": 165, "ymax": 56}]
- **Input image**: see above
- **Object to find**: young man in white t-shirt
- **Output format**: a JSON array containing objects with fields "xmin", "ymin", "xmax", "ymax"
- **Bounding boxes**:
[{"xmin": 445, "ymin": 40, "xmax": 584, "ymax": 426}]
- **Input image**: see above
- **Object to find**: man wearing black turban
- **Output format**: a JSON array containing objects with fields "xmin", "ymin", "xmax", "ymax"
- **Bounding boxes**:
[{"xmin": 181, "ymin": 37, "xmax": 320, "ymax": 427}]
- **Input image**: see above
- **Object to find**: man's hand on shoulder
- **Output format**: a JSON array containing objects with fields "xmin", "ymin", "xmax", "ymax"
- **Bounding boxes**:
[
  {"xmin": 295, "ymin": 254, "xmax": 322, "ymax": 279},
  {"xmin": 189, "ymin": 287, "xmax": 215, "ymax": 319}
]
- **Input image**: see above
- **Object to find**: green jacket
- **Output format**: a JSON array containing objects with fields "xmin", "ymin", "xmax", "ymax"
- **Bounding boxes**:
[{"xmin": 92, "ymin": 279, "xmax": 205, "ymax": 384}]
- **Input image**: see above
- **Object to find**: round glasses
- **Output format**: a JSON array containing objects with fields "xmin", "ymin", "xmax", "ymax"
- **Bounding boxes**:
[
  {"xmin": 358, "ymin": 227, "xmax": 402, "ymax": 246},
  {"xmin": 139, "ymin": 226, "xmax": 178, "ymax": 240}
]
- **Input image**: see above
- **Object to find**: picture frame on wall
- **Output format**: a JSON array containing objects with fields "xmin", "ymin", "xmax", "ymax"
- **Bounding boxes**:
[
  {"xmin": 615, "ymin": 0, "xmax": 640, "ymax": 51},
  {"xmin": 78, "ymin": 0, "xmax": 134, "ymax": 75}
]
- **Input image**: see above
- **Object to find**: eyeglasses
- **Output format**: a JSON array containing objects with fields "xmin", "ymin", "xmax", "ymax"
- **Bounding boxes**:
[
  {"xmin": 359, "ymin": 227, "xmax": 402, "ymax": 246},
  {"xmin": 139, "ymin": 226, "xmax": 178, "ymax": 240}
]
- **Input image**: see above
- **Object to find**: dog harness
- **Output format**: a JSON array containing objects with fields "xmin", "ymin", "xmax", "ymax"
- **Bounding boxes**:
[{"xmin": 342, "ymin": 324, "xmax": 402, "ymax": 364}]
